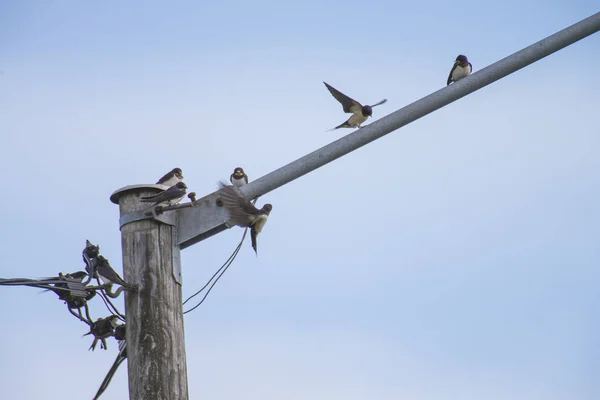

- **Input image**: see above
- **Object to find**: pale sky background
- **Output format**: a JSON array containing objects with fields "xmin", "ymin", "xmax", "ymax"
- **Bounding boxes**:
[{"xmin": 1, "ymin": 1, "xmax": 599, "ymax": 399}]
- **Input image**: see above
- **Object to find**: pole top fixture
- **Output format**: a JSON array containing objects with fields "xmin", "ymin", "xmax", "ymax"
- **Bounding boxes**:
[{"xmin": 110, "ymin": 184, "xmax": 168, "ymax": 205}]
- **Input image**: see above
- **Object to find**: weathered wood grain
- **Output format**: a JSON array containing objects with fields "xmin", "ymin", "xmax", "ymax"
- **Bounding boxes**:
[{"xmin": 118, "ymin": 188, "xmax": 188, "ymax": 400}]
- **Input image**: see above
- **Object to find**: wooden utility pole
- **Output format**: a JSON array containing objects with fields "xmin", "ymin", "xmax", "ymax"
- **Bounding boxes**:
[{"xmin": 111, "ymin": 185, "xmax": 188, "ymax": 400}]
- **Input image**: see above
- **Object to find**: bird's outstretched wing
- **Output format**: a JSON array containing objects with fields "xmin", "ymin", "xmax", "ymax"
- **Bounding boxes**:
[
  {"xmin": 323, "ymin": 82, "xmax": 362, "ymax": 114},
  {"xmin": 218, "ymin": 183, "xmax": 261, "ymax": 227}
]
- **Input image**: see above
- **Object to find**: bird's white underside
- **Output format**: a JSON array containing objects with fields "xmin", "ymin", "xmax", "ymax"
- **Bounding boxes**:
[
  {"xmin": 160, "ymin": 176, "xmax": 181, "ymax": 187},
  {"xmin": 252, "ymin": 215, "xmax": 268, "ymax": 233},
  {"xmin": 231, "ymin": 176, "xmax": 247, "ymax": 187},
  {"xmin": 452, "ymin": 64, "xmax": 472, "ymax": 82},
  {"xmin": 347, "ymin": 112, "xmax": 368, "ymax": 127}
]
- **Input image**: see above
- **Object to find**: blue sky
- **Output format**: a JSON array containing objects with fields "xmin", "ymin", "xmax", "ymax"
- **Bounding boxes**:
[{"xmin": 1, "ymin": 1, "xmax": 599, "ymax": 399}]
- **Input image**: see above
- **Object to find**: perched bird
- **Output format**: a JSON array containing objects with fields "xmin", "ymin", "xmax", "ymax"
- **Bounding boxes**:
[
  {"xmin": 91, "ymin": 256, "xmax": 136, "ymax": 291},
  {"xmin": 230, "ymin": 167, "xmax": 249, "ymax": 188},
  {"xmin": 156, "ymin": 167, "xmax": 184, "ymax": 186},
  {"xmin": 140, "ymin": 182, "xmax": 187, "ymax": 207},
  {"xmin": 324, "ymin": 81, "xmax": 387, "ymax": 129},
  {"xmin": 85, "ymin": 315, "xmax": 120, "ymax": 351},
  {"xmin": 447, "ymin": 54, "xmax": 472, "ymax": 85},
  {"xmin": 218, "ymin": 183, "xmax": 272, "ymax": 254}
]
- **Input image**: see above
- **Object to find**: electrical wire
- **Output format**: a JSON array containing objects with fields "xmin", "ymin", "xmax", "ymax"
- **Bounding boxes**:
[{"xmin": 183, "ymin": 228, "xmax": 248, "ymax": 314}]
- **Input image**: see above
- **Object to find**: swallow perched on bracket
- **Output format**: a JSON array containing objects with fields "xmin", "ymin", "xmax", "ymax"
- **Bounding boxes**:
[
  {"xmin": 218, "ymin": 183, "xmax": 272, "ymax": 254},
  {"xmin": 230, "ymin": 167, "xmax": 249, "ymax": 188},
  {"xmin": 140, "ymin": 181, "xmax": 187, "ymax": 207}
]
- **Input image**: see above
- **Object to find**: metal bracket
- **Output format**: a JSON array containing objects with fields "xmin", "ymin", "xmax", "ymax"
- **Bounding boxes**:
[
  {"xmin": 177, "ymin": 191, "xmax": 231, "ymax": 249},
  {"xmin": 119, "ymin": 208, "xmax": 177, "ymax": 229}
]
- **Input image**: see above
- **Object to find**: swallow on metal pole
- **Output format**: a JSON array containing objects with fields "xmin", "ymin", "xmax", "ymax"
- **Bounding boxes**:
[
  {"xmin": 447, "ymin": 54, "xmax": 473, "ymax": 85},
  {"xmin": 218, "ymin": 183, "xmax": 272, "ymax": 254},
  {"xmin": 229, "ymin": 167, "xmax": 249, "ymax": 188}
]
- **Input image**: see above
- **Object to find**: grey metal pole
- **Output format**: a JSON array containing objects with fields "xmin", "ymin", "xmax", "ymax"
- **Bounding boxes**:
[
  {"xmin": 176, "ymin": 12, "xmax": 600, "ymax": 248},
  {"xmin": 111, "ymin": 186, "xmax": 188, "ymax": 400},
  {"xmin": 240, "ymin": 12, "xmax": 600, "ymax": 201}
]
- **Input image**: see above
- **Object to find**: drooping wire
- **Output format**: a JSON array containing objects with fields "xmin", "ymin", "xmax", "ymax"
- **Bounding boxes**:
[
  {"xmin": 183, "ymin": 228, "xmax": 248, "ymax": 314},
  {"xmin": 93, "ymin": 341, "xmax": 127, "ymax": 400},
  {"xmin": 96, "ymin": 286, "xmax": 126, "ymax": 322}
]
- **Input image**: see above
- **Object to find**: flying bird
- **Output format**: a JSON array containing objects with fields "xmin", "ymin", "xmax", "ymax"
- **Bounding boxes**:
[
  {"xmin": 140, "ymin": 182, "xmax": 187, "ymax": 207},
  {"xmin": 324, "ymin": 81, "xmax": 387, "ymax": 130},
  {"xmin": 218, "ymin": 183, "xmax": 272, "ymax": 254},
  {"xmin": 447, "ymin": 54, "xmax": 472, "ymax": 85},
  {"xmin": 230, "ymin": 167, "xmax": 249, "ymax": 188},
  {"xmin": 156, "ymin": 167, "xmax": 184, "ymax": 186}
]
